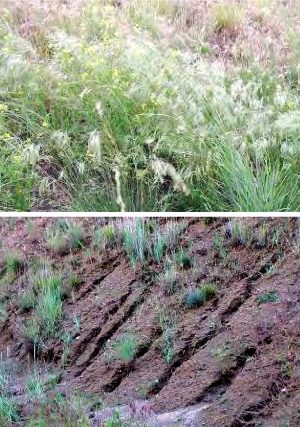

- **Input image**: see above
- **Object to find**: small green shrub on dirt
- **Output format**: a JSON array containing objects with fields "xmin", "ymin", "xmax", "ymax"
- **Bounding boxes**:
[
  {"xmin": 212, "ymin": 231, "xmax": 228, "ymax": 261},
  {"xmin": 159, "ymin": 311, "xmax": 176, "ymax": 364},
  {"xmin": 163, "ymin": 221, "xmax": 188, "ymax": 251},
  {"xmin": 4, "ymin": 250, "xmax": 24, "ymax": 274},
  {"xmin": 152, "ymin": 228, "xmax": 166, "ymax": 262},
  {"xmin": 26, "ymin": 371, "xmax": 44, "ymax": 400},
  {"xmin": 255, "ymin": 222, "xmax": 269, "ymax": 247},
  {"xmin": 185, "ymin": 288, "xmax": 206, "ymax": 308},
  {"xmin": 257, "ymin": 290, "xmax": 279, "ymax": 305},
  {"xmin": 115, "ymin": 334, "xmax": 138, "ymax": 363},
  {"xmin": 23, "ymin": 266, "xmax": 63, "ymax": 347},
  {"xmin": 28, "ymin": 392, "xmax": 92, "ymax": 427}
]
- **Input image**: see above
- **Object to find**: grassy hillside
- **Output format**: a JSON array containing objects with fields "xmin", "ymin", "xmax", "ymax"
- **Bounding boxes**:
[
  {"xmin": 1, "ymin": 0, "xmax": 300, "ymax": 211},
  {"xmin": 0, "ymin": 217, "xmax": 299, "ymax": 425}
]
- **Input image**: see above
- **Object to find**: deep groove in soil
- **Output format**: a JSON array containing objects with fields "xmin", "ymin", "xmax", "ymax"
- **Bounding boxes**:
[
  {"xmin": 74, "ymin": 275, "xmax": 154, "ymax": 377},
  {"xmin": 229, "ymin": 374, "xmax": 287, "ymax": 427},
  {"xmin": 148, "ymin": 254, "xmax": 281, "ymax": 397}
]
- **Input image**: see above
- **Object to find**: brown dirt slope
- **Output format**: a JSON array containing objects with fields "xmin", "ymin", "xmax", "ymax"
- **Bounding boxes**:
[{"xmin": 0, "ymin": 218, "xmax": 299, "ymax": 426}]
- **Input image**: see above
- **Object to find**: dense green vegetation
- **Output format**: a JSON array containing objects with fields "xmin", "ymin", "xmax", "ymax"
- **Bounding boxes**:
[{"xmin": 0, "ymin": 0, "xmax": 300, "ymax": 211}]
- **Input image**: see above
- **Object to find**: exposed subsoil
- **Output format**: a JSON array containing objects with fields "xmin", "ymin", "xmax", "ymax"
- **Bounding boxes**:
[{"xmin": 0, "ymin": 218, "xmax": 300, "ymax": 426}]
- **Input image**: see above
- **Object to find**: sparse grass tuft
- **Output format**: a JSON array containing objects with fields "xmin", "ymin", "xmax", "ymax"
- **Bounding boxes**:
[
  {"xmin": 0, "ymin": 395, "xmax": 18, "ymax": 426},
  {"xmin": 257, "ymin": 290, "xmax": 279, "ymax": 305},
  {"xmin": 175, "ymin": 248, "xmax": 192, "ymax": 269},
  {"xmin": 122, "ymin": 220, "xmax": 147, "ymax": 265},
  {"xmin": 227, "ymin": 219, "xmax": 253, "ymax": 247},
  {"xmin": 212, "ymin": 3, "xmax": 244, "ymax": 31},
  {"xmin": 115, "ymin": 334, "xmax": 138, "ymax": 363},
  {"xmin": 185, "ymin": 283, "xmax": 217, "ymax": 308},
  {"xmin": 66, "ymin": 224, "xmax": 86, "ymax": 250},
  {"xmin": 4, "ymin": 251, "xmax": 24, "ymax": 274},
  {"xmin": 93, "ymin": 223, "xmax": 116, "ymax": 250},
  {"xmin": 159, "ymin": 258, "xmax": 178, "ymax": 294}
]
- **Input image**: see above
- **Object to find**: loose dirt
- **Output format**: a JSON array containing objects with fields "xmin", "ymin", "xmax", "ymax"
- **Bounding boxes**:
[{"xmin": 0, "ymin": 218, "xmax": 299, "ymax": 425}]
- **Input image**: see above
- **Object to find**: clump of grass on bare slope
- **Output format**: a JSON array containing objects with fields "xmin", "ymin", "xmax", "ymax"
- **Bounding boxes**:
[{"xmin": 1, "ymin": 0, "xmax": 300, "ymax": 211}]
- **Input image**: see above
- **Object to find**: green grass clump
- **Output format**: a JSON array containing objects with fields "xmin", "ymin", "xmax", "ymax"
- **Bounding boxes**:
[
  {"xmin": 185, "ymin": 283, "xmax": 217, "ymax": 308},
  {"xmin": 115, "ymin": 334, "xmax": 138, "ymax": 363},
  {"xmin": 19, "ymin": 291, "xmax": 36, "ymax": 312},
  {"xmin": 257, "ymin": 290, "xmax": 279, "ymax": 305},
  {"xmin": 66, "ymin": 225, "xmax": 86, "ymax": 250},
  {"xmin": 23, "ymin": 265, "xmax": 63, "ymax": 346},
  {"xmin": 122, "ymin": 220, "xmax": 147, "ymax": 265},
  {"xmin": 46, "ymin": 228, "xmax": 67, "ymax": 253},
  {"xmin": 93, "ymin": 223, "xmax": 116, "ymax": 250},
  {"xmin": 201, "ymin": 283, "xmax": 218, "ymax": 299},
  {"xmin": 175, "ymin": 248, "xmax": 192, "ymax": 268},
  {"xmin": 4, "ymin": 251, "xmax": 24, "ymax": 274},
  {"xmin": 212, "ymin": 3, "xmax": 244, "ymax": 31},
  {"xmin": 185, "ymin": 288, "xmax": 206, "ymax": 308},
  {"xmin": 227, "ymin": 219, "xmax": 253, "ymax": 246},
  {"xmin": 0, "ymin": 395, "xmax": 18, "ymax": 426}
]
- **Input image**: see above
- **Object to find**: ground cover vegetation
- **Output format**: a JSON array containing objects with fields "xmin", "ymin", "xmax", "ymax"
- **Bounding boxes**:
[
  {"xmin": 0, "ymin": 217, "xmax": 299, "ymax": 425},
  {"xmin": 1, "ymin": 0, "xmax": 300, "ymax": 211}
]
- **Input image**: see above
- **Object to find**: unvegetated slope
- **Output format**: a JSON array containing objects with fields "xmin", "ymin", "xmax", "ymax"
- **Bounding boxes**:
[{"xmin": 0, "ymin": 218, "xmax": 299, "ymax": 426}]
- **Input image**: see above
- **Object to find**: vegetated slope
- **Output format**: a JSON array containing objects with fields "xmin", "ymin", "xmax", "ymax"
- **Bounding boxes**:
[
  {"xmin": 0, "ymin": 217, "xmax": 299, "ymax": 426},
  {"xmin": 1, "ymin": 0, "xmax": 300, "ymax": 211}
]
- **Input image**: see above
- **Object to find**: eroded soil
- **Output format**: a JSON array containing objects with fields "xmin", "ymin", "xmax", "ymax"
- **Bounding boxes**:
[{"xmin": 0, "ymin": 218, "xmax": 299, "ymax": 426}]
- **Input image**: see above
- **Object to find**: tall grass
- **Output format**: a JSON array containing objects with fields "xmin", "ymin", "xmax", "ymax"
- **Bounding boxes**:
[{"xmin": 0, "ymin": 0, "xmax": 300, "ymax": 211}]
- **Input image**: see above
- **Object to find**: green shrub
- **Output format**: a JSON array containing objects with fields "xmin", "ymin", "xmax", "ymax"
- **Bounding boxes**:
[
  {"xmin": 46, "ymin": 228, "xmax": 67, "ymax": 253},
  {"xmin": 152, "ymin": 229, "xmax": 166, "ymax": 262},
  {"xmin": 227, "ymin": 219, "xmax": 253, "ymax": 246},
  {"xmin": 36, "ymin": 286, "xmax": 62, "ymax": 339},
  {"xmin": 212, "ymin": 3, "xmax": 244, "ymax": 31},
  {"xmin": 159, "ymin": 259, "xmax": 178, "ymax": 294}
]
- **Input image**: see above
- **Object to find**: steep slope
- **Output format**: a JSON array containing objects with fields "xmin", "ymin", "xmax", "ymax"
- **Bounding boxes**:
[{"xmin": 0, "ymin": 218, "xmax": 299, "ymax": 426}]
